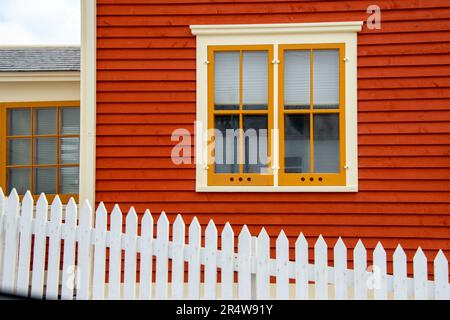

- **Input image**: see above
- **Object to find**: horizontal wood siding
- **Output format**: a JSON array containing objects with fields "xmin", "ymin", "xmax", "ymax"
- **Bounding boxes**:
[{"xmin": 97, "ymin": 0, "xmax": 450, "ymax": 277}]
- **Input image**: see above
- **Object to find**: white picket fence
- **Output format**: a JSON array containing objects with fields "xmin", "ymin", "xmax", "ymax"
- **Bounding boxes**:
[{"xmin": 0, "ymin": 189, "xmax": 448, "ymax": 300}]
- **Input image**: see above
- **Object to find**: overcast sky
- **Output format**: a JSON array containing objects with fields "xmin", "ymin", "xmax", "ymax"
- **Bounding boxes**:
[{"xmin": 0, "ymin": 0, "xmax": 80, "ymax": 45}]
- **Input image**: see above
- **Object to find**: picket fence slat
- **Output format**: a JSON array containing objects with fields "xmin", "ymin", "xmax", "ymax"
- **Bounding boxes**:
[
  {"xmin": 373, "ymin": 242, "xmax": 388, "ymax": 300},
  {"xmin": 16, "ymin": 192, "xmax": 33, "ymax": 297},
  {"xmin": 295, "ymin": 234, "xmax": 308, "ymax": 300},
  {"xmin": 276, "ymin": 231, "xmax": 289, "ymax": 300},
  {"xmin": 188, "ymin": 218, "xmax": 201, "ymax": 300},
  {"xmin": 0, "ymin": 191, "xmax": 449, "ymax": 301},
  {"xmin": 256, "ymin": 228, "xmax": 270, "ymax": 300},
  {"xmin": 334, "ymin": 238, "xmax": 347, "ymax": 300},
  {"xmin": 393, "ymin": 245, "xmax": 408, "ymax": 300},
  {"xmin": 46, "ymin": 197, "xmax": 63, "ymax": 300},
  {"xmin": 77, "ymin": 201, "xmax": 93, "ymax": 300},
  {"xmin": 353, "ymin": 240, "xmax": 367, "ymax": 300},
  {"xmin": 314, "ymin": 235, "xmax": 328, "ymax": 300},
  {"xmin": 434, "ymin": 251, "xmax": 449, "ymax": 300},
  {"xmin": 108, "ymin": 205, "xmax": 123, "ymax": 300},
  {"xmin": 139, "ymin": 210, "xmax": 154, "ymax": 300},
  {"xmin": 238, "ymin": 226, "xmax": 252, "ymax": 300},
  {"xmin": 92, "ymin": 203, "xmax": 108, "ymax": 300},
  {"xmin": 156, "ymin": 212, "xmax": 169, "ymax": 300},
  {"xmin": 30, "ymin": 194, "xmax": 48, "ymax": 299},
  {"xmin": 171, "ymin": 214, "xmax": 185, "ymax": 300},
  {"xmin": 124, "ymin": 208, "xmax": 138, "ymax": 300},
  {"xmin": 61, "ymin": 199, "xmax": 78, "ymax": 300},
  {"xmin": 413, "ymin": 247, "xmax": 428, "ymax": 300},
  {"xmin": 204, "ymin": 220, "xmax": 218, "ymax": 300},
  {"xmin": 1, "ymin": 190, "xmax": 20, "ymax": 295},
  {"xmin": 221, "ymin": 223, "xmax": 234, "ymax": 300}
]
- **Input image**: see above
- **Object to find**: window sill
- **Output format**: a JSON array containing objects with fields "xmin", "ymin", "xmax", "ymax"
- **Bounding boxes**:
[{"xmin": 196, "ymin": 185, "xmax": 358, "ymax": 193}]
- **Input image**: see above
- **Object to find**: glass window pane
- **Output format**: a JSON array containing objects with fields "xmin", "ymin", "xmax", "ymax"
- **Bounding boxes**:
[
  {"xmin": 60, "ymin": 167, "xmax": 79, "ymax": 194},
  {"xmin": 284, "ymin": 50, "xmax": 310, "ymax": 110},
  {"xmin": 284, "ymin": 115, "xmax": 310, "ymax": 173},
  {"xmin": 243, "ymin": 115, "xmax": 268, "ymax": 173},
  {"xmin": 34, "ymin": 108, "xmax": 56, "ymax": 135},
  {"xmin": 313, "ymin": 50, "xmax": 339, "ymax": 109},
  {"xmin": 60, "ymin": 138, "xmax": 80, "ymax": 164},
  {"xmin": 34, "ymin": 167, "xmax": 57, "ymax": 194},
  {"xmin": 7, "ymin": 139, "xmax": 31, "ymax": 165},
  {"xmin": 314, "ymin": 114, "xmax": 340, "ymax": 173},
  {"xmin": 61, "ymin": 108, "xmax": 80, "ymax": 135},
  {"xmin": 8, "ymin": 168, "xmax": 30, "ymax": 194},
  {"xmin": 34, "ymin": 138, "xmax": 57, "ymax": 165},
  {"xmin": 214, "ymin": 52, "xmax": 240, "ymax": 110},
  {"xmin": 7, "ymin": 109, "xmax": 31, "ymax": 136},
  {"xmin": 243, "ymin": 51, "xmax": 268, "ymax": 110},
  {"xmin": 214, "ymin": 115, "xmax": 239, "ymax": 173}
]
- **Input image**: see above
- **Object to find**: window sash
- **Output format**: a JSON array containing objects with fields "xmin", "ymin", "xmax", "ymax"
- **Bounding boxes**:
[
  {"xmin": 208, "ymin": 45, "xmax": 274, "ymax": 186},
  {"xmin": 278, "ymin": 44, "xmax": 346, "ymax": 186},
  {"xmin": 0, "ymin": 102, "xmax": 81, "ymax": 202}
]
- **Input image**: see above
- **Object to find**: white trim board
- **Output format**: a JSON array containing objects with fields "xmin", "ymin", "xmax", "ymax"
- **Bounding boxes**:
[
  {"xmin": 80, "ymin": 0, "xmax": 97, "ymax": 205},
  {"xmin": 192, "ymin": 22, "xmax": 362, "ymax": 192},
  {"xmin": 0, "ymin": 72, "xmax": 80, "ymax": 82}
]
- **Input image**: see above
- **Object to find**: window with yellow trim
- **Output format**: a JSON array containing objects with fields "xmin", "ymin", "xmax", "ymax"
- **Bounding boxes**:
[
  {"xmin": 207, "ymin": 44, "xmax": 346, "ymax": 187},
  {"xmin": 208, "ymin": 45, "xmax": 274, "ymax": 186},
  {"xmin": 0, "ymin": 102, "xmax": 80, "ymax": 202},
  {"xmin": 279, "ymin": 44, "xmax": 346, "ymax": 186}
]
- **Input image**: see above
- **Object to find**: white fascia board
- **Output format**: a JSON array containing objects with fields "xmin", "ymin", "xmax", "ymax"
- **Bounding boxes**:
[
  {"xmin": 0, "ymin": 72, "xmax": 80, "ymax": 82},
  {"xmin": 191, "ymin": 21, "xmax": 363, "ymax": 35}
]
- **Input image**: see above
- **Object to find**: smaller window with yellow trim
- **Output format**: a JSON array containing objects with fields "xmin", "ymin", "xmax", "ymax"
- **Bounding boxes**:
[{"xmin": 0, "ymin": 102, "xmax": 80, "ymax": 202}]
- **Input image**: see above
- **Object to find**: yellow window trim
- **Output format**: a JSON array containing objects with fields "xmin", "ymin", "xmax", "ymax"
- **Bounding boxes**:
[
  {"xmin": 278, "ymin": 43, "xmax": 346, "ymax": 186},
  {"xmin": 207, "ymin": 45, "xmax": 274, "ymax": 187},
  {"xmin": 0, "ymin": 101, "xmax": 80, "ymax": 203}
]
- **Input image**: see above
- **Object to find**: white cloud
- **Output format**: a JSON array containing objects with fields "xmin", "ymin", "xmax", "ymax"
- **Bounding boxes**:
[{"xmin": 0, "ymin": 0, "xmax": 80, "ymax": 45}]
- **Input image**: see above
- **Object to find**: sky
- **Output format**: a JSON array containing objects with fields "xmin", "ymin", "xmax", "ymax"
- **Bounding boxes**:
[{"xmin": 0, "ymin": 0, "xmax": 80, "ymax": 45}]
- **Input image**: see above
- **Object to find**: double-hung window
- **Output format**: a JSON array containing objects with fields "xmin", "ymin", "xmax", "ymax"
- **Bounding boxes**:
[
  {"xmin": 192, "ymin": 22, "xmax": 362, "ymax": 192},
  {"xmin": 0, "ymin": 102, "xmax": 80, "ymax": 202}
]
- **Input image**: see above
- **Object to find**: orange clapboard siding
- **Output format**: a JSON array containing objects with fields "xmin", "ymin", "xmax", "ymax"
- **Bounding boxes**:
[{"xmin": 96, "ymin": 0, "xmax": 450, "ymax": 276}]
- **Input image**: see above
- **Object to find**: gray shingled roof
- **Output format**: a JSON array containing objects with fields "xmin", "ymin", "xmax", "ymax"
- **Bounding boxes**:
[{"xmin": 0, "ymin": 47, "xmax": 80, "ymax": 72}]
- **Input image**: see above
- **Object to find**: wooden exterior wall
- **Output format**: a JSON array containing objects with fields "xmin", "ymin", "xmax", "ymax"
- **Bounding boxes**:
[{"xmin": 96, "ymin": 0, "xmax": 450, "ymax": 277}]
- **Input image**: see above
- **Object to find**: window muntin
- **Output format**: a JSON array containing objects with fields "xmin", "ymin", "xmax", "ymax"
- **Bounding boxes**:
[
  {"xmin": 208, "ymin": 45, "xmax": 274, "ymax": 186},
  {"xmin": 279, "ymin": 44, "xmax": 346, "ymax": 186},
  {"xmin": 1, "ymin": 103, "xmax": 80, "ymax": 201}
]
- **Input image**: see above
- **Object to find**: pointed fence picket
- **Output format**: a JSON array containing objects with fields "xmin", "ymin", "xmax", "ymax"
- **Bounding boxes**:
[
  {"xmin": 92, "ymin": 203, "xmax": 107, "ymax": 300},
  {"xmin": 155, "ymin": 212, "xmax": 169, "ymax": 300},
  {"xmin": 46, "ymin": 197, "xmax": 63, "ymax": 300},
  {"xmin": 108, "ymin": 205, "xmax": 122, "ymax": 300},
  {"xmin": 139, "ymin": 210, "xmax": 153, "ymax": 300},
  {"xmin": 238, "ymin": 226, "xmax": 252, "ymax": 300},
  {"xmin": 334, "ymin": 238, "xmax": 347, "ymax": 300},
  {"xmin": 276, "ymin": 231, "xmax": 289, "ymax": 300},
  {"xmin": 171, "ymin": 214, "xmax": 185, "ymax": 300},
  {"xmin": 188, "ymin": 218, "xmax": 201, "ymax": 300},
  {"xmin": 30, "ymin": 195, "xmax": 48, "ymax": 299},
  {"xmin": 61, "ymin": 199, "xmax": 78, "ymax": 300},
  {"xmin": 0, "ymin": 190, "xmax": 448, "ymax": 301},
  {"xmin": 16, "ymin": 192, "xmax": 33, "ymax": 297},
  {"xmin": 124, "ymin": 208, "xmax": 138, "ymax": 300},
  {"xmin": 295, "ymin": 234, "xmax": 309, "ymax": 300},
  {"xmin": 204, "ymin": 220, "xmax": 218, "ymax": 300},
  {"xmin": 221, "ymin": 223, "xmax": 234, "ymax": 300},
  {"xmin": 256, "ymin": 229, "xmax": 270, "ymax": 300}
]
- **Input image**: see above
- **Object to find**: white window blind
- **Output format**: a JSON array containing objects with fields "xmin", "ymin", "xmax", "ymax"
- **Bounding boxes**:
[
  {"xmin": 214, "ymin": 51, "xmax": 240, "ymax": 108},
  {"xmin": 313, "ymin": 49, "xmax": 340, "ymax": 108},
  {"xmin": 243, "ymin": 51, "xmax": 268, "ymax": 109},
  {"xmin": 284, "ymin": 50, "xmax": 310, "ymax": 108}
]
